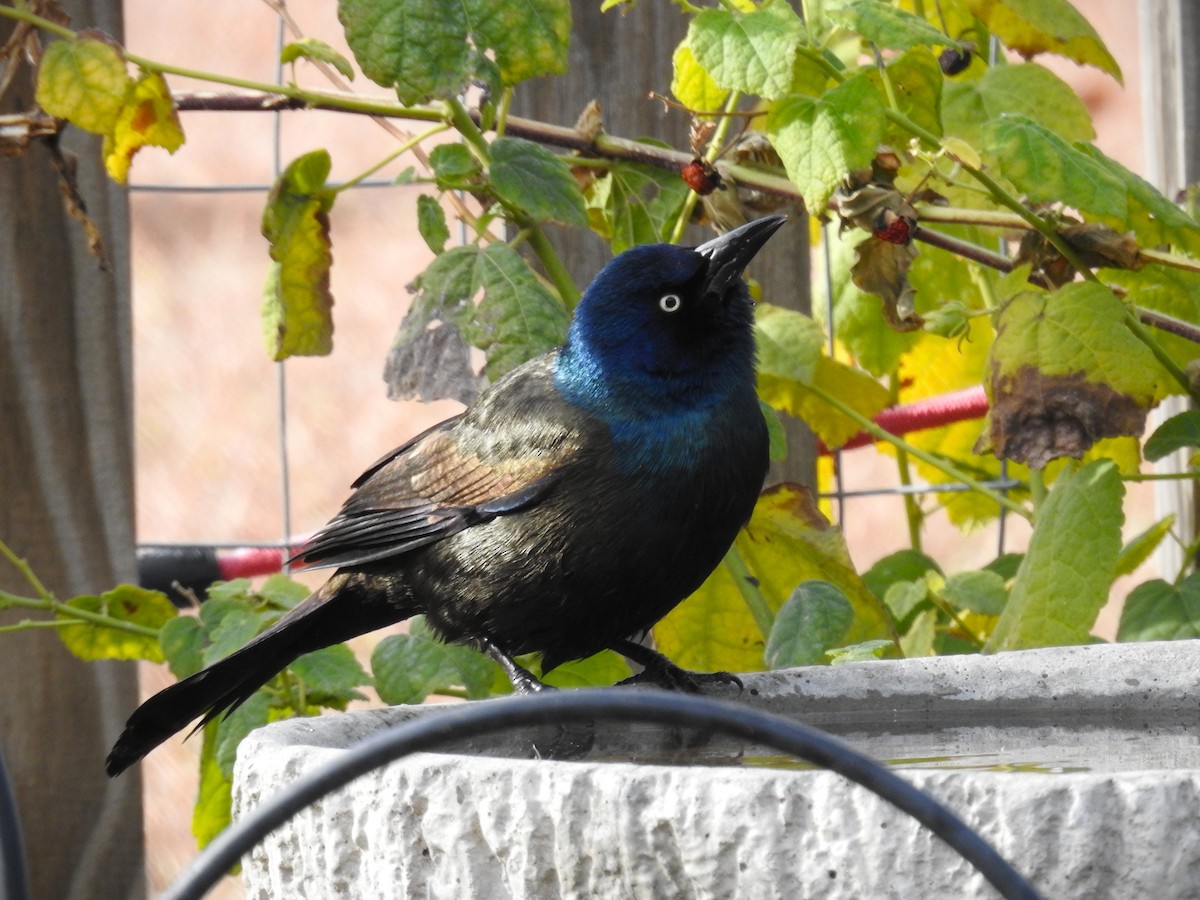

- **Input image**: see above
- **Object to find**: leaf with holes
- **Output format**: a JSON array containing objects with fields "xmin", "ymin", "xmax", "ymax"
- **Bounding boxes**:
[
  {"xmin": 490, "ymin": 136, "xmax": 587, "ymax": 227},
  {"xmin": 967, "ymin": 0, "xmax": 1122, "ymax": 83},
  {"xmin": 985, "ymin": 460, "xmax": 1123, "ymax": 651},
  {"xmin": 688, "ymin": 0, "xmax": 803, "ymax": 101},
  {"xmin": 56, "ymin": 585, "xmax": 177, "ymax": 663},
  {"xmin": 767, "ymin": 74, "xmax": 887, "ymax": 212},
  {"xmin": 261, "ymin": 150, "xmax": 336, "ymax": 360}
]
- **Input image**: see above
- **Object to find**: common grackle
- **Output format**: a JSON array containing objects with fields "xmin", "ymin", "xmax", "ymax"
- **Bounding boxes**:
[{"xmin": 106, "ymin": 215, "xmax": 786, "ymax": 776}]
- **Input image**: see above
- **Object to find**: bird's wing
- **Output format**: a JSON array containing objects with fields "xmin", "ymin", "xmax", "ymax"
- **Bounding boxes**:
[{"xmin": 292, "ymin": 358, "xmax": 590, "ymax": 570}]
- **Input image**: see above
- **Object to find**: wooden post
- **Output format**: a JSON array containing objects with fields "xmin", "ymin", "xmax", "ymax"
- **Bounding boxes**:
[
  {"xmin": 513, "ymin": 2, "xmax": 816, "ymax": 488},
  {"xmin": 1140, "ymin": 0, "xmax": 1200, "ymax": 576},
  {"xmin": 0, "ymin": 0, "xmax": 144, "ymax": 897}
]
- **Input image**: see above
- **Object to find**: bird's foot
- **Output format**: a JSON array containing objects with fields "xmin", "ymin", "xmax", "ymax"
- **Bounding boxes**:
[
  {"xmin": 480, "ymin": 638, "xmax": 551, "ymax": 694},
  {"xmin": 613, "ymin": 639, "xmax": 743, "ymax": 694}
]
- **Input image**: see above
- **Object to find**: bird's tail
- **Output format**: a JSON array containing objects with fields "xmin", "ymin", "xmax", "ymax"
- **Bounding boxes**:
[{"xmin": 106, "ymin": 573, "xmax": 399, "ymax": 777}]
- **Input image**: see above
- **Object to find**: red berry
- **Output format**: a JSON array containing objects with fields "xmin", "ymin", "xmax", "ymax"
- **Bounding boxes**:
[
  {"xmin": 872, "ymin": 209, "xmax": 916, "ymax": 245},
  {"xmin": 681, "ymin": 158, "xmax": 724, "ymax": 196}
]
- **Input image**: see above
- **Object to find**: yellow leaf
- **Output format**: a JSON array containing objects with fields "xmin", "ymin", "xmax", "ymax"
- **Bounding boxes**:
[
  {"xmin": 656, "ymin": 484, "xmax": 896, "ymax": 671},
  {"xmin": 671, "ymin": 40, "xmax": 728, "ymax": 115},
  {"xmin": 967, "ymin": 0, "xmax": 1122, "ymax": 84},
  {"xmin": 36, "ymin": 32, "xmax": 132, "ymax": 134},
  {"xmin": 103, "ymin": 70, "xmax": 185, "ymax": 184}
]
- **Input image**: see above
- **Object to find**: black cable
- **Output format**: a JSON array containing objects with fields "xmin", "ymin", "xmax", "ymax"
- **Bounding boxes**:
[
  {"xmin": 0, "ymin": 740, "xmax": 29, "ymax": 900},
  {"xmin": 163, "ymin": 689, "xmax": 1042, "ymax": 900}
]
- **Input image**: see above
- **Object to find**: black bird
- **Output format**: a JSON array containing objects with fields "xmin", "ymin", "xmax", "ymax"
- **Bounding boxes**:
[{"xmin": 106, "ymin": 215, "xmax": 785, "ymax": 777}]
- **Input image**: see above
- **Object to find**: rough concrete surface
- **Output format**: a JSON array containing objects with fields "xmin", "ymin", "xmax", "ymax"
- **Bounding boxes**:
[{"xmin": 234, "ymin": 641, "xmax": 1200, "ymax": 899}]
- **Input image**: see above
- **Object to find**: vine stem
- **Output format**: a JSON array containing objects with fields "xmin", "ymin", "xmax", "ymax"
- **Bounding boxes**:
[
  {"xmin": 802, "ymin": 383, "xmax": 1032, "ymax": 520},
  {"xmin": 0, "ymin": 537, "xmax": 162, "ymax": 637}
]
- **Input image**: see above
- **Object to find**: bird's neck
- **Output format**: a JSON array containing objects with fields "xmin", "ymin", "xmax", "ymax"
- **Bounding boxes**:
[{"xmin": 553, "ymin": 340, "xmax": 758, "ymax": 472}]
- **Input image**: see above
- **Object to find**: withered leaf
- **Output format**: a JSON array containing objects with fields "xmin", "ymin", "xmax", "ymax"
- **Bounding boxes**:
[{"xmin": 851, "ymin": 235, "xmax": 922, "ymax": 331}]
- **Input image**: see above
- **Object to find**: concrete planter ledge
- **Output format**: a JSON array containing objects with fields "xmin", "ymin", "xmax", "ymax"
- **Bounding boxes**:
[{"xmin": 233, "ymin": 640, "xmax": 1200, "ymax": 899}]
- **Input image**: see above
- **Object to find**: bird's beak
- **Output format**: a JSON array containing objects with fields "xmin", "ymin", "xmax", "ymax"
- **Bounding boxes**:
[{"xmin": 695, "ymin": 215, "xmax": 787, "ymax": 302}]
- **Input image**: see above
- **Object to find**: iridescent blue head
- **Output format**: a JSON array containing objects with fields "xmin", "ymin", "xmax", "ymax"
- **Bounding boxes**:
[{"xmin": 555, "ymin": 215, "xmax": 786, "ymax": 418}]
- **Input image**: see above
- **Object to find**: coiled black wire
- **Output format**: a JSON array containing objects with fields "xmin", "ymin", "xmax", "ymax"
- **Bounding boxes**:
[
  {"xmin": 163, "ymin": 689, "xmax": 1042, "ymax": 900},
  {"xmin": 0, "ymin": 739, "xmax": 29, "ymax": 900}
]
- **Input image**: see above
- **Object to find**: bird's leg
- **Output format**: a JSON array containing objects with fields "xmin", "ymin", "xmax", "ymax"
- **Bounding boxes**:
[
  {"xmin": 478, "ymin": 638, "xmax": 551, "ymax": 694},
  {"xmin": 477, "ymin": 639, "xmax": 596, "ymax": 759},
  {"xmin": 614, "ymin": 639, "xmax": 743, "ymax": 693}
]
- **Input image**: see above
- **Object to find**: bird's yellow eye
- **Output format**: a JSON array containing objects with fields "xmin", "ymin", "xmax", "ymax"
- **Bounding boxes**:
[{"xmin": 659, "ymin": 293, "xmax": 682, "ymax": 313}]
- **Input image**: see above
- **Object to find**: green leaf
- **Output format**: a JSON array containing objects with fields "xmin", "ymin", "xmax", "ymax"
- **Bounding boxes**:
[
  {"xmin": 281, "ymin": 37, "xmax": 356, "ymax": 80},
  {"xmin": 429, "ymin": 143, "xmax": 481, "ymax": 185},
  {"xmin": 288, "ymin": 644, "xmax": 370, "ymax": 708},
  {"xmin": 261, "ymin": 149, "xmax": 336, "ymax": 360},
  {"xmin": 899, "ymin": 607, "xmax": 937, "ymax": 657},
  {"xmin": 409, "ymin": 243, "xmax": 570, "ymax": 380},
  {"xmin": 979, "ymin": 282, "xmax": 1168, "ymax": 467},
  {"xmin": 192, "ymin": 720, "xmax": 233, "ymax": 849},
  {"xmin": 1103, "ymin": 266, "xmax": 1200, "ymax": 367},
  {"xmin": 1145, "ymin": 410, "xmax": 1200, "ymax": 461},
  {"xmin": 941, "ymin": 570, "xmax": 1008, "ymax": 616},
  {"xmin": 688, "ymin": 0, "xmax": 803, "ymax": 100},
  {"xmin": 338, "ymin": 0, "xmax": 471, "ymax": 103},
  {"xmin": 542, "ymin": 650, "xmax": 631, "ymax": 688},
  {"xmin": 768, "ymin": 74, "xmax": 887, "ymax": 212},
  {"xmin": 469, "ymin": 0, "xmax": 571, "ymax": 87},
  {"xmin": 1116, "ymin": 575, "xmax": 1200, "ymax": 642},
  {"xmin": 160, "ymin": 615, "xmax": 205, "ymax": 679},
  {"xmin": 587, "ymin": 156, "xmax": 691, "ymax": 253},
  {"xmin": 102, "ymin": 69, "xmax": 186, "ymax": 184},
  {"xmin": 868, "ymin": 47, "xmax": 944, "ymax": 144},
  {"xmin": 256, "ymin": 573, "xmax": 311, "ymax": 610},
  {"xmin": 201, "ymin": 603, "xmax": 265, "ymax": 667},
  {"xmin": 985, "ymin": 553, "xmax": 1025, "ymax": 581},
  {"xmin": 57, "ymin": 585, "xmax": 177, "ymax": 663},
  {"xmin": 1078, "ymin": 145, "xmax": 1200, "ymax": 256},
  {"xmin": 883, "ymin": 580, "xmax": 930, "ymax": 623},
  {"xmin": 765, "ymin": 581, "xmax": 854, "ymax": 668},
  {"xmin": 657, "ymin": 484, "xmax": 894, "ymax": 672},
  {"xmin": 214, "ymin": 691, "xmax": 272, "ymax": 777},
  {"xmin": 372, "ymin": 632, "xmax": 457, "ymax": 705},
  {"xmin": 833, "ymin": 1, "xmax": 958, "ymax": 51},
  {"xmin": 1115, "ymin": 516, "xmax": 1175, "ymax": 578},
  {"xmin": 967, "ymin": 0, "xmax": 1122, "ymax": 84},
  {"xmin": 489, "ymin": 136, "xmax": 587, "ymax": 227},
  {"xmin": 417, "ymin": 194, "xmax": 450, "ymax": 254},
  {"xmin": 985, "ymin": 460, "xmax": 1124, "ymax": 651},
  {"xmin": 982, "ymin": 114, "xmax": 1126, "ymax": 223},
  {"xmin": 755, "ymin": 303, "xmax": 890, "ymax": 449},
  {"xmin": 36, "ymin": 33, "xmax": 131, "ymax": 134},
  {"xmin": 943, "ymin": 62, "xmax": 1094, "ymax": 145},
  {"xmin": 338, "ymin": 0, "xmax": 569, "ymax": 103},
  {"xmin": 827, "ymin": 639, "xmax": 893, "ymax": 664}
]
